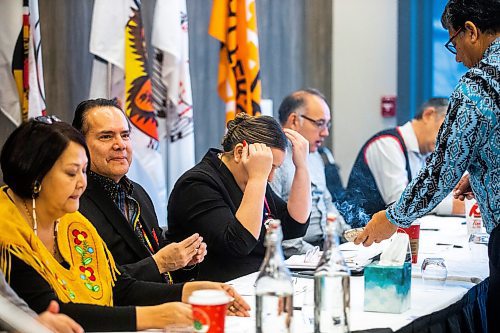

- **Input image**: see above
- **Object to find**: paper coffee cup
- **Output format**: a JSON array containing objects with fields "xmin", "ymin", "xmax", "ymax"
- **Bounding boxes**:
[
  {"xmin": 188, "ymin": 290, "xmax": 231, "ymax": 333},
  {"xmin": 397, "ymin": 220, "xmax": 420, "ymax": 264},
  {"xmin": 465, "ymin": 198, "xmax": 483, "ymax": 235}
]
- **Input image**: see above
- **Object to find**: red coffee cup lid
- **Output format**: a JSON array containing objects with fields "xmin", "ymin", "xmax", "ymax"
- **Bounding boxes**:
[{"xmin": 188, "ymin": 290, "xmax": 232, "ymax": 306}]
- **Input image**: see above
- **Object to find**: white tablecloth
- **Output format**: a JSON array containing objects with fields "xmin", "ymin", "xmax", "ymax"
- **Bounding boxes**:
[{"xmin": 225, "ymin": 215, "xmax": 489, "ymax": 332}]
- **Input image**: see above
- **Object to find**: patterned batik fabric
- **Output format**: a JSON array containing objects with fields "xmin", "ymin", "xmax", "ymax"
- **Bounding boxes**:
[{"xmin": 387, "ymin": 38, "xmax": 500, "ymax": 233}]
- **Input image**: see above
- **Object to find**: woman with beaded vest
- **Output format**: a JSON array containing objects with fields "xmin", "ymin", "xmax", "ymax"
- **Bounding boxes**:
[
  {"xmin": 0, "ymin": 117, "xmax": 249, "ymax": 331},
  {"xmin": 168, "ymin": 113, "xmax": 312, "ymax": 282}
]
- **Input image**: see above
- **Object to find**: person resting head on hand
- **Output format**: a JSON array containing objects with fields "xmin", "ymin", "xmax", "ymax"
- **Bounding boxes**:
[
  {"xmin": 0, "ymin": 117, "xmax": 249, "ymax": 332},
  {"xmin": 168, "ymin": 113, "xmax": 312, "ymax": 282}
]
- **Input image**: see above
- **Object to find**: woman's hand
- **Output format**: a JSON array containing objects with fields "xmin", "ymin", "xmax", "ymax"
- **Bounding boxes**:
[
  {"xmin": 136, "ymin": 302, "xmax": 192, "ymax": 330},
  {"xmin": 220, "ymin": 283, "xmax": 251, "ymax": 317},
  {"xmin": 284, "ymin": 128, "xmax": 309, "ymax": 170},
  {"xmin": 37, "ymin": 301, "xmax": 84, "ymax": 333},
  {"xmin": 241, "ymin": 142, "xmax": 273, "ymax": 182},
  {"xmin": 182, "ymin": 281, "xmax": 250, "ymax": 317}
]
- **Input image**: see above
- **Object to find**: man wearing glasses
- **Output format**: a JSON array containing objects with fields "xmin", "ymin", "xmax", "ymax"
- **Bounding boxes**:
[
  {"xmin": 355, "ymin": 0, "xmax": 499, "ymax": 330},
  {"xmin": 345, "ymin": 98, "xmax": 465, "ymax": 218},
  {"xmin": 270, "ymin": 89, "xmax": 349, "ymax": 257}
]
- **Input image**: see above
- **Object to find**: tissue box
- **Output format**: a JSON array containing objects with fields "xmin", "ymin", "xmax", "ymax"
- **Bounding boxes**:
[{"xmin": 364, "ymin": 261, "xmax": 411, "ymax": 313}]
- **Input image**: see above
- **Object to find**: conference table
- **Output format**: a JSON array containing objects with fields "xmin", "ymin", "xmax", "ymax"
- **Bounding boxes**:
[
  {"xmin": 114, "ymin": 215, "xmax": 488, "ymax": 333},
  {"xmin": 223, "ymin": 215, "xmax": 489, "ymax": 332}
]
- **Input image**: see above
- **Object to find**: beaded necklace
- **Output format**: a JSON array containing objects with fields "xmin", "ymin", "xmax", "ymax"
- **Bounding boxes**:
[{"xmin": 23, "ymin": 200, "xmax": 60, "ymax": 258}]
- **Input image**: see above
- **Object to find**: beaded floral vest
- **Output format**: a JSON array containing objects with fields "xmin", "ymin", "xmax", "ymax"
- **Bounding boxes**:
[{"xmin": 0, "ymin": 187, "xmax": 119, "ymax": 306}]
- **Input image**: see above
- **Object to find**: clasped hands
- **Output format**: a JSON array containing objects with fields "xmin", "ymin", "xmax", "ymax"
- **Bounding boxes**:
[{"xmin": 153, "ymin": 233, "xmax": 207, "ymax": 273}]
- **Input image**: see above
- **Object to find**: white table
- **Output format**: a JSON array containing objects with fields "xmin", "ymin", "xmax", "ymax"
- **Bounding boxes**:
[{"xmin": 224, "ymin": 215, "xmax": 489, "ymax": 332}]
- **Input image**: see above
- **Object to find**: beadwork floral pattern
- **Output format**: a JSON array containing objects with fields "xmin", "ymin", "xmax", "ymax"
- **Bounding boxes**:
[
  {"xmin": 72, "ymin": 230, "xmax": 88, "ymax": 245},
  {"xmin": 72, "ymin": 228, "xmax": 100, "ymax": 292},
  {"xmin": 55, "ymin": 273, "xmax": 76, "ymax": 300},
  {"xmin": 79, "ymin": 266, "xmax": 96, "ymax": 281}
]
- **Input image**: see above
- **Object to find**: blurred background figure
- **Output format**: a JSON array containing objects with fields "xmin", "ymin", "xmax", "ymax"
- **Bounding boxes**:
[
  {"xmin": 271, "ymin": 89, "xmax": 349, "ymax": 257},
  {"xmin": 347, "ymin": 97, "xmax": 465, "ymax": 217}
]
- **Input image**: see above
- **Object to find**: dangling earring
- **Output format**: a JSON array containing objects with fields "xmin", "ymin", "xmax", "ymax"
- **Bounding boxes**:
[{"xmin": 31, "ymin": 180, "xmax": 41, "ymax": 235}]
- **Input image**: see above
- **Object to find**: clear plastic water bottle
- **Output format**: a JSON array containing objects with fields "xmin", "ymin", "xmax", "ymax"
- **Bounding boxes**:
[
  {"xmin": 255, "ymin": 219, "xmax": 293, "ymax": 333},
  {"xmin": 314, "ymin": 213, "xmax": 350, "ymax": 333}
]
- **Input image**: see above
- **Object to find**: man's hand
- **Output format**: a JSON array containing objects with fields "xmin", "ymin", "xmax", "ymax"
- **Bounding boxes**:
[
  {"xmin": 186, "ymin": 241, "xmax": 207, "ymax": 266},
  {"xmin": 452, "ymin": 174, "xmax": 474, "ymax": 201},
  {"xmin": 153, "ymin": 234, "xmax": 204, "ymax": 273},
  {"xmin": 37, "ymin": 300, "xmax": 83, "ymax": 333},
  {"xmin": 354, "ymin": 210, "xmax": 398, "ymax": 246},
  {"xmin": 283, "ymin": 129, "xmax": 309, "ymax": 169}
]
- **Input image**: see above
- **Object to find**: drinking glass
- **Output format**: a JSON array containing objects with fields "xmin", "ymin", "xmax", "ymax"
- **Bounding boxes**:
[
  {"xmin": 421, "ymin": 258, "xmax": 447, "ymax": 289},
  {"xmin": 468, "ymin": 233, "xmax": 489, "ymax": 262}
]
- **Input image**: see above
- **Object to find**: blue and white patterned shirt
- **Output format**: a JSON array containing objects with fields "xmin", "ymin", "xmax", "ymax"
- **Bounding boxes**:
[{"xmin": 387, "ymin": 38, "xmax": 500, "ymax": 233}]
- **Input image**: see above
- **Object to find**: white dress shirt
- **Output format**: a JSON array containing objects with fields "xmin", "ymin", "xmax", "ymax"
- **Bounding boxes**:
[
  {"xmin": 364, "ymin": 121, "xmax": 454, "ymax": 215},
  {"xmin": 271, "ymin": 150, "xmax": 349, "ymax": 256}
]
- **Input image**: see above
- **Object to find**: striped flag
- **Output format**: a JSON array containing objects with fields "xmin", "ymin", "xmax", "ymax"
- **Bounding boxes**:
[
  {"xmin": 0, "ymin": 0, "xmax": 46, "ymax": 125},
  {"xmin": 89, "ymin": 0, "xmax": 167, "ymax": 226},
  {"xmin": 152, "ymin": 0, "xmax": 195, "ymax": 194},
  {"xmin": 209, "ymin": 0, "xmax": 262, "ymax": 123}
]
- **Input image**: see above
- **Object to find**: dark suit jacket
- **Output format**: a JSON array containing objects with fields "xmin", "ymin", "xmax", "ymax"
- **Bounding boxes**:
[{"xmin": 79, "ymin": 175, "xmax": 195, "ymax": 283}]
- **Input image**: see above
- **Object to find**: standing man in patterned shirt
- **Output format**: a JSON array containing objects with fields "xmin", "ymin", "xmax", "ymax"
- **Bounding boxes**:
[{"xmin": 355, "ymin": 0, "xmax": 499, "ymax": 329}]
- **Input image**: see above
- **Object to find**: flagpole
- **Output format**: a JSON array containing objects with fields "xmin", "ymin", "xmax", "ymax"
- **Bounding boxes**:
[{"xmin": 106, "ymin": 61, "xmax": 112, "ymax": 99}]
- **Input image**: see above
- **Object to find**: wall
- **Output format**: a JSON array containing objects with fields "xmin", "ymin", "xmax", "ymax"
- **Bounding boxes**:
[
  {"xmin": 332, "ymin": 0, "xmax": 398, "ymax": 183},
  {"xmin": 0, "ymin": 0, "xmax": 332, "ymax": 185}
]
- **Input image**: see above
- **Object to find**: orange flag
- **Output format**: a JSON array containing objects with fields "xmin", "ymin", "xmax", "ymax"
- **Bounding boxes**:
[{"xmin": 209, "ymin": 0, "xmax": 261, "ymax": 123}]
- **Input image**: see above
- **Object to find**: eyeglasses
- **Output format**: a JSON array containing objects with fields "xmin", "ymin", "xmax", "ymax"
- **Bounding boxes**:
[
  {"xmin": 300, "ymin": 114, "xmax": 331, "ymax": 130},
  {"xmin": 34, "ymin": 115, "xmax": 61, "ymax": 124},
  {"xmin": 444, "ymin": 27, "xmax": 463, "ymax": 55}
]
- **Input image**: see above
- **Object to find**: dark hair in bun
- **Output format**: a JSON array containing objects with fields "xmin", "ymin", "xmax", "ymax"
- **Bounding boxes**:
[{"xmin": 221, "ymin": 113, "xmax": 287, "ymax": 152}]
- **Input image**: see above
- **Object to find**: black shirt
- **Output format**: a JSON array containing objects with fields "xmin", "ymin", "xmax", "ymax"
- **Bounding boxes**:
[
  {"xmin": 167, "ymin": 149, "xmax": 309, "ymax": 282},
  {"xmin": 8, "ymin": 255, "xmax": 184, "ymax": 331}
]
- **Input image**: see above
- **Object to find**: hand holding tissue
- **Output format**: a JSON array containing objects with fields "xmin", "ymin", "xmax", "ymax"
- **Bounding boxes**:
[{"xmin": 364, "ymin": 233, "xmax": 412, "ymax": 313}]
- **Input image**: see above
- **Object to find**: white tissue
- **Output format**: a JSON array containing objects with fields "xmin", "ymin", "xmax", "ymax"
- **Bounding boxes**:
[{"xmin": 378, "ymin": 233, "xmax": 410, "ymax": 266}]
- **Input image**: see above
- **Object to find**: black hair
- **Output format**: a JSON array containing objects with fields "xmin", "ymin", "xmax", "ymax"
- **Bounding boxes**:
[
  {"xmin": 221, "ymin": 113, "xmax": 287, "ymax": 152},
  {"xmin": 72, "ymin": 98, "xmax": 124, "ymax": 134},
  {"xmin": 1, "ymin": 119, "xmax": 90, "ymax": 199},
  {"xmin": 278, "ymin": 88, "xmax": 329, "ymax": 125},
  {"xmin": 441, "ymin": 0, "xmax": 500, "ymax": 33},
  {"xmin": 414, "ymin": 97, "xmax": 449, "ymax": 120}
]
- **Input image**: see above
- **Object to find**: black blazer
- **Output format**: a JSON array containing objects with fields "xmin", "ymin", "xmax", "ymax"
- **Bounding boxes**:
[
  {"xmin": 168, "ymin": 149, "xmax": 309, "ymax": 282},
  {"xmin": 79, "ymin": 175, "xmax": 195, "ymax": 283}
]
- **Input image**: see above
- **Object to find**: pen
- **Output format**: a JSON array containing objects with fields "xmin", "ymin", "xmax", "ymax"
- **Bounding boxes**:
[
  {"xmin": 291, "ymin": 272, "xmax": 315, "ymax": 279},
  {"xmin": 421, "ymin": 228, "xmax": 439, "ymax": 231},
  {"xmin": 436, "ymin": 243, "xmax": 463, "ymax": 248}
]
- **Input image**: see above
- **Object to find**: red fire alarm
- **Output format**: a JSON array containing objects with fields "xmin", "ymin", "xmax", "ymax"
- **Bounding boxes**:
[{"xmin": 381, "ymin": 95, "xmax": 397, "ymax": 118}]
